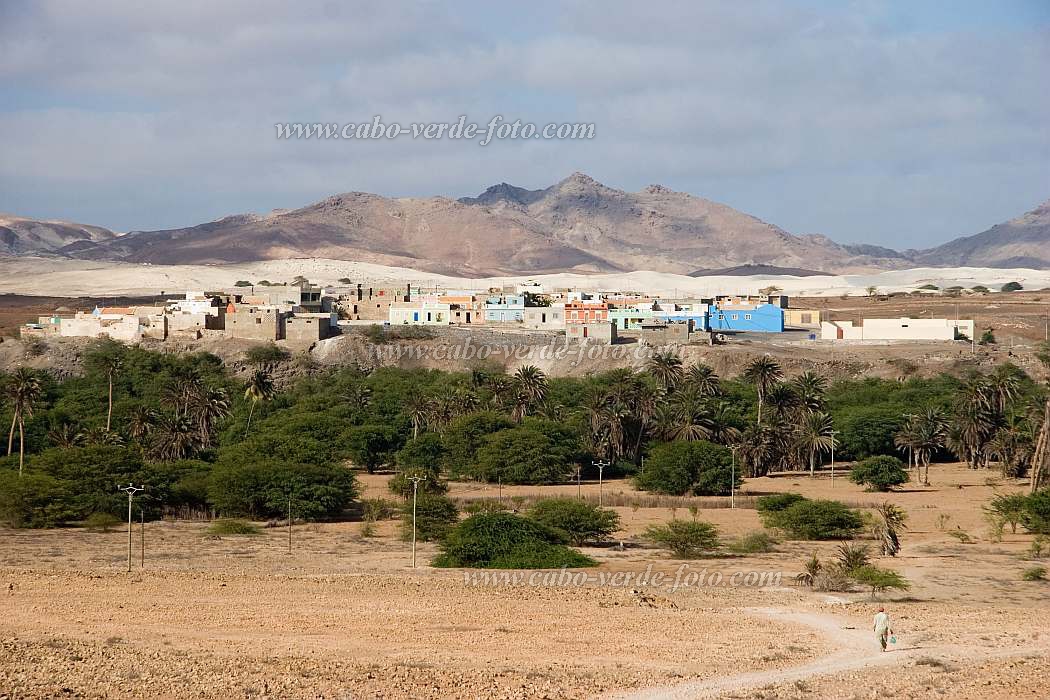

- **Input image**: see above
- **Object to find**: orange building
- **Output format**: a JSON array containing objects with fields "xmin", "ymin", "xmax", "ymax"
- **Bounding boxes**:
[{"xmin": 564, "ymin": 300, "xmax": 609, "ymax": 324}]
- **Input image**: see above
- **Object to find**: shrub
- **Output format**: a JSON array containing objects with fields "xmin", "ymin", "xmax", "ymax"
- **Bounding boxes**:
[
  {"xmin": 527, "ymin": 498, "xmax": 620, "ymax": 545},
  {"xmin": 208, "ymin": 458, "xmax": 358, "ymax": 520},
  {"xmin": 756, "ymin": 492, "xmax": 806, "ymax": 515},
  {"xmin": 835, "ymin": 542, "xmax": 871, "ymax": 572},
  {"xmin": 644, "ymin": 520, "xmax": 720, "ymax": 558},
  {"xmin": 850, "ymin": 565, "xmax": 910, "ymax": 598},
  {"xmin": 986, "ymin": 493, "xmax": 1027, "ymax": 534},
  {"xmin": 1022, "ymin": 565, "xmax": 1047, "ymax": 581},
  {"xmin": 234, "ymin": 280, "xmax": 253, "ymax": 287},
  {"xmin": 728, "ymin": 530, "xmax": 776, "ymax": 554},
  {"xmin": 762, "ymin": 498, "xmax": 863, "ymax": 540},
  {"xmin": 0, "ymin": 471, "xmax": 73, "ymax": 528},
  {"xmin": 362, "ymin": 498, "xmax": 397, "ymax": 522},
  {"xmin": 635, "ymin": 441, "xmax": 738, "ymax": 496},
  {"xmin": 207, "ymin": 519, "xmax": 260, "ymax": 535},
  {"xmin": 1021, "ymin": 489, "xmax": 1050, "ymax": 534},
  {"xmin": 814, "ymin": 564, "xmax": 853, "ymax": 592},
  {"xmin": 244, "ymin": 343, "xmax": 290, "ymax": 365},
  {"xmin": 1001, "ymin": 281, "xmax": 1023, "ymax": 292},
  {"xmin": 979, "ymin": 329, "xmax": 997, "ymax": 345},
  {"xmin": 400, "ymin": 495, "xmax": 459, "ymax": 542},
  {"xmin": 83, "ymin": 512, "xmax": 123, "ymax": 532},
  {"xmin": 470, "ymin": 421, "xmax": 580, "ymax": 485},
  {"xmin": 848, "ymin": 456, "xmax": 909, "ymax": 491},
  {"xmin": 433, "ymin": 512, "xmax": 596, "ymax": 569}
]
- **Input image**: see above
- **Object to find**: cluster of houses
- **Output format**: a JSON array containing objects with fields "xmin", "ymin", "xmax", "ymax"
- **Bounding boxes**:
[
  {"xmin": 382, "ymin": 282, "xmax": 813, "ymax": 343},
  {"xmin": 21, "ymin": 278, "xmax": 976, "ymax": 346},
  {"xmin": 22, "ymin": 285, "xmax": 339, "ymax": 346}
]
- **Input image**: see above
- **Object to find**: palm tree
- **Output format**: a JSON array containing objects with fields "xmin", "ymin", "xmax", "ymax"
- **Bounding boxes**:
[
  {"xmin": 792, "ymin": 371, "xmax": 828, "ymax": 414},
  {"xmin": 685, "ymin": 363, "xmax": 721, "ymax": 397},
  {"xmin": 742, "ymin": 356, "xmax": 783, "ymax": 423},
  {"xmin": 795, "ymin": 411, "xmax": 835, "ymax": 477},
  {"xmin": 99, "ymin": 353, "xmax": 122, "ymax": 431},
  {"xmin": 151, "ymin": 414, "xmax": 201, "ymax": 461},
  {"xmin": 404, "ymin": 391, "xmax": 432, "ymax": 439},
  {"xmin": 764, "ymin": 383, "xmax": 800, "ymax": 423},
  {"xmin": 162, "ymin": 371, "xmax": 203, "ymax": 418},
  {"xmin": 244, "ymin": 369, "xmax": 276, "ymax": 438},
  {"xmin": 186, "ymin": 385, "xmax": 231, "ymax": 447},
  {"xmin": 666, "ymin": 387, "xmax": 714, "ymax": 442},
  {"xmin": 47, "ymin": 421, "xmax": 83, "ymax": 449},
  {"xmin": 873, "ymin": 502, "xmax": 908, "ymax": 557},
  {"xmin": 513, "ymin": 365, "xmax": 548, "ymax": 416},
  {"xmin": 127, "ymin": 406, "xmax": 158, "ymax": 442},
  {"xmin": 646, "ymin": 350, "xmax": 684, "ymax": 391},
  {"xmin": 81, "ymin": 426, "xmax": 125, "ymax": 446},
  {"xmin": 5, "ymin": 367, "xmax": 43, "ymax": 476},
  {"xmin": 913, "ymin": 408, "xmax": 948, "ymax": 485}
]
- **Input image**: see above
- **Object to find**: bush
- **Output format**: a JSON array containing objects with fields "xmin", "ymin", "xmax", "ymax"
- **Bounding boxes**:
[
  {"xmin": 0, "ymin": 470, "xmax": 73, "ymax": 528},
  {"xmin": 835, "ymin": 542, "xmax": 871, "ymax": 572},
  {"xmin": 1021, "ymin": 489, "xmax": 1050, "ymax": 534},
  {"xmin": 400, "ymin": 495, "xmax": 459, "ymax": 542},
  {"xmin": 849, "ymin": 456, "xmax": 909, "ymax": 491},
  {"xmin": 1001, "ymin": 281, "xmax": 1023, "ymax": 292},
  {"xmin": 762, "ymin": 498, "xmax": 863, "ymax": 540},
  {"xmin": 527, "ymin": 498, "xmax": 620, "ymax": 545},
  {"xmin": 850, "ymin": 565, "xmax": 910, "ymax": 598},
  {"xmin": 244, "ymin": 343, "xmax": 290, "ymax": 365},
  {"xmin": 1022, "ymin": 565, "xmax": 1047, "ymax": 581},
  {"xmin": 814, "ymin": 564, "xmax": 853, "ymax": 592},
  {"xmin": 433, "ymin": 512, "xmax": 596, "ymax": 569},
  {"xmin": 83, "ymin": 512, "xmax": 123, "ymax": 532},
  {"xmin": 470, "ymin": 421, "xmax": 580, "ymax": 485},
  {"xmin": 728, "ymin": 530, "xmax": 776, "ymax": 554},
  {"xmin": 756, "ymin": 492, "xmax": 806, "ymax": 514},
  {"xmin": 207, "ymin": 519, "xmax": 260, "ymax": 535},
  {"xmin": 208, "ymin": 457, "xmax": 358, "ymax": 520},
  {"xmin": 986, "ymin": 493, "xmax": 1027, "ymax": 534},
  {"xmin": 979, "ymin": 329, "xmax": 997, "ymax": 345},
  {"xmin": 635, "ymin": 441, "xmax": 737, "ymax": 496},
  {"xmin": 644, "ymin": 520, "xmax": 720, "ymax": 558},
  {"xmin": 362, "ymin": 498, "xmax": 398, "ymax": 521}
]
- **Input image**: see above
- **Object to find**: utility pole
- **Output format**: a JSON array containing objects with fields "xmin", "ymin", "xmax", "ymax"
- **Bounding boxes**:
[
  {"xmin": 408, "ymin": 475, "xmax": 427, "ymax": 568},
  {"xmin": 139, "ymin": 507, "xmax": 145, "ymax": 568},
  {"xmin": 576, "ymin": 464, "xmax": 582, "ymax": 500},
  {"xmin": 287, "ymin": 493, "xmax": 293, "ymax": 554},
  {"xmin": 594, "ymin": 460, "xmax": 609, "ymax": 508},
  {"xmin": 829, "ymin": 430, "xmax": 838, "ymax": 486},
  {"xmin": 729, "ymin": 446, "xmax": 737, "ymax": 509},
  {"xmin": 117, "ymin": 484, "xmax": 144, "ymax": 573}
]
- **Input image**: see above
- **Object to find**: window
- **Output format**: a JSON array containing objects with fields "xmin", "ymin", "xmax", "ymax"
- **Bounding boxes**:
[
  {"xmin": 255, "ymin": 318, "xmax": 261, "ymax": 324},
  {"xmin": 731, "ymin": 314, "xmax": 739, "ymax": 320},
  {"xmin": 744, "ymin": 314, "xmax": 752, "ymax": 320}
]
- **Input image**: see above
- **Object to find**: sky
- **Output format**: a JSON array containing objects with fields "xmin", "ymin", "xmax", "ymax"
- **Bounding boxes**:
[{"xmin": 1, "ymin": 0, "xmax": 1048, "ymax": 250}]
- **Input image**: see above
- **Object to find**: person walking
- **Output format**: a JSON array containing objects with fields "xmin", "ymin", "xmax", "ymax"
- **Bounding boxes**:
[{"xmin": 873, "ymin": 606, "xmax": 893, "ymax": 652}]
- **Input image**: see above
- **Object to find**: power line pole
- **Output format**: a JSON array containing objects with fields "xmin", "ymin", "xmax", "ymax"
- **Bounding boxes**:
[
  {"xmin": 140, "ymin": 507, "xmax": 145, "ymax": 568},
  {"xmin": 594, "ymin": 460, "xmax": 609, "ymax": 508},
  {"xmin": 729, "ymin": 446, "xmax": 738, "ymax": 509},
  {"xmin": 117, "ymin": 484, "xmax": 144, "ymax": 573},
  {"xmin": 408, "ymin": 475, "xmax": 427, "ymax": 568},
  {"xmin": 829, "ymin": 430, "xmax": 839, "ymax": 486},
  {"xmin": 287, "ymin": 492, "xmax": 293, "ymax": 554}
]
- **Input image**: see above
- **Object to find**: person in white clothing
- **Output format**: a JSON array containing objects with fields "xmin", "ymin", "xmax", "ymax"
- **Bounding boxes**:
[{"xmin": 873, "ymin": 606, "xmax": 892, "ymax": 651}]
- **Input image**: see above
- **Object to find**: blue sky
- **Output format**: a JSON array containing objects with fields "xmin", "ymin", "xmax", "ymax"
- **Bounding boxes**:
[{"xmin": 1, "ymin": 0, "xmax": 1047, "ymax": 250}]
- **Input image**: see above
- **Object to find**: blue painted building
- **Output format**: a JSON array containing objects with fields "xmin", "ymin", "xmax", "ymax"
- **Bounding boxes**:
[
  {"xmin": 706, "ymin": 303, "xmax": 784, "ymax": 332},
  {"xmin": 484, "ymin": 294, "xmax": 526, "ymax": 322}
]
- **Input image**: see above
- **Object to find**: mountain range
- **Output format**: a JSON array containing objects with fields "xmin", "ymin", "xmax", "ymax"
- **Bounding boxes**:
[{"xmin": 3, "ymin": 173, "xmax": 1048, "ymax": 275}]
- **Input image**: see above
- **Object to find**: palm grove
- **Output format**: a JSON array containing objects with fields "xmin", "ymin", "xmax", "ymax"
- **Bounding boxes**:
[{"xmin": 2, "ymin": 339, "xmax": 1050, "ymax": 534}]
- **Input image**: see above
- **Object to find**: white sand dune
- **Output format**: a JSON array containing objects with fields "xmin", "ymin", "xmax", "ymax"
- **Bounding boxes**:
[{"xmin": 2, "ymin": 256, "xmax": 1049, "ymax": 298}]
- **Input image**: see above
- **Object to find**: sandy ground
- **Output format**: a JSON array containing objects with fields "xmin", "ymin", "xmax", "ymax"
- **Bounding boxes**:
[
  {"xmin": 3, "ymin": 255, "xmax": 1050, "ymax": 298},
  {"xmin": 2, "ymin": 465, "xmax": 1049, "ymax": 698}
]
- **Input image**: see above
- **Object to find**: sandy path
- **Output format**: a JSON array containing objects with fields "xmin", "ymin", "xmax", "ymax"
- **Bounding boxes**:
[{"xmin": 613, "ymin": 606, "xmax": 1047, "ymax": 700}]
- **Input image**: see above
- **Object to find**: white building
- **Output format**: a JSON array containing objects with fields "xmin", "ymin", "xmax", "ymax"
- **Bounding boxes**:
[
  {"xmin": 388, "ymin": 301, "xmax": 452, "ymax": 325},
  {"xmin": 821, "ymin": 318, "xmax": 975, "ymax": 341},
  {"xmin": 522, "ymin": 304, "xmax": 566, "ymax": 330}
]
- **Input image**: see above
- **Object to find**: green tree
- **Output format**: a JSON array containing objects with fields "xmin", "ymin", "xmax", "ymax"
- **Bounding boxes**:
[
  {"xmin": 400, "ymin": 494, "xmax": 459, "ymax": 542},
  {"xmin": 243, "ymin": 369, "xmax": 276, "ymax": 438},
  {"xmin": 635, "ymin": 440, "xmax": 737, "ymax": 496},
  {"xmin": 647, "ymin": 350, "xmax": 685, "ymax": 391},
  {"xmin": 433, "ymin": 512, "xmax": 596, "ymax": 569},
  {"xmin": 742, "ymin": 356, "xmax": 783, "ymax": 423},
  {"xmin": 644, "ymin": 520, "xmax": 721, "ymax": 558},
  {"xmin": 346, "ymin": 424, "xmax": 400, "ymax": 474},
  {"xmin": 472, "ymin": 420, "xmax": 579, "ymax": 485},
  {"xmin": 849, "ymin": 456, "xmax": 909, "ymax": 491},
  {"xmin": 760, "ymin": 498, "xmax": 863, "ymax": 540},
  {"xmin": 4, "ymin": 367, "xmax": 44, "ymax": 476},
  {"xmin": 527, "ymin": 498, "xmax": 620, "ymax": 545},
  {"xmin": 84, "ymin": 339, "xmax": 125, "ymax": 432}
]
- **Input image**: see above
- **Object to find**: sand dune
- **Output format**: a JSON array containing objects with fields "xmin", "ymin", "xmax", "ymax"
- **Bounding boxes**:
[{"xmin": 3, "ymin": 255, "xmax": 1050, "ymax": 298}]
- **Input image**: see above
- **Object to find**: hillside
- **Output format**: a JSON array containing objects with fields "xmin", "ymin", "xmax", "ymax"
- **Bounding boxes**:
[
  {"xmin": 52, "ymin": 174, "xmax": 902, "ymax": 276},
  {"xmin": 0, "ymin": 214, "xmax": 117, "ymax": 255},
  {"xmin": 915, "ymin": 200, "xmax": 1050, "ymax": 268}
]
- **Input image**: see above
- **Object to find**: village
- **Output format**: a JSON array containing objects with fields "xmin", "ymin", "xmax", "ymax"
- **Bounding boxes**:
[{"xmin": 19, "ymin": 279, "xmax": 977, "ymax": 348}]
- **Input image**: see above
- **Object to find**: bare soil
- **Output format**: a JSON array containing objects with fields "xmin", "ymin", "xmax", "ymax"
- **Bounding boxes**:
[{"xmin": 2, "ymin": 464, "xmax": 1049, "ymax": 698}]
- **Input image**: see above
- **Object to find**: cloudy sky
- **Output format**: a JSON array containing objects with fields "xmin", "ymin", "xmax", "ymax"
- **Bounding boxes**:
[{"xmin": 1, "ymin": 0, "xmax": 1048, "ymax": 249}]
